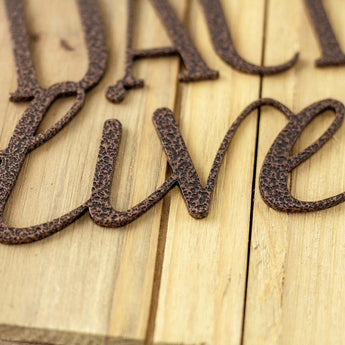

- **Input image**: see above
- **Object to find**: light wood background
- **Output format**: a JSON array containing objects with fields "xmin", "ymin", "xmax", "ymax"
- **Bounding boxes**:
[{"xmin": 0, "ymin": 0, "xmax": 345, "ymax": 344}]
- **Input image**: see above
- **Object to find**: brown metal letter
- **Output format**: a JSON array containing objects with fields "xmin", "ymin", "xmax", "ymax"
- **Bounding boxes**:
[
  {"xmin": 89, "ymin": 99, "xmax": 293, "ymax": 226},
  {"xmin": 0, "ymin": 0, "xmax": 107, "ymax": 244},
  {"xmin": 106, "ymin": 0, "xmax": 218, "ymax": 103},
  {"xmin": 305, "ymin": 0, "xmax": 345, "ymax": 66},
  {"xmin": 200, "ymin": 0, "xmax": 299, "ymax": 75},
  {"xmin": 260, "ymin": 99, "xmax": 345, "ymax": 212}
]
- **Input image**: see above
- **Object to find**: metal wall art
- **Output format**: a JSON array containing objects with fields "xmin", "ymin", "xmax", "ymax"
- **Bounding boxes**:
[{"xmin": 2, "ymin": 0, "xmax": 345, "ymax": 244}]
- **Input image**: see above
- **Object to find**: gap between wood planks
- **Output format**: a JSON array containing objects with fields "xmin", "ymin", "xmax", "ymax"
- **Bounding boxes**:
[{"xmin": 240, "ymin": 0, "xmax": 269, "ymax": 344}]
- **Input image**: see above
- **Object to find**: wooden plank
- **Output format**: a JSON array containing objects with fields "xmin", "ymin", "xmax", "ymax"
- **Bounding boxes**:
[
  {"xmin": 152, "ymin": 0, "xmax": 265, "ymax": 344},
  {"xmin": 243, "ymin": 0, "xmax": 345, "ymax": 344},
  {"xmin": 0, "ymin": 0, "xmax": 185, "ymax": 343}
]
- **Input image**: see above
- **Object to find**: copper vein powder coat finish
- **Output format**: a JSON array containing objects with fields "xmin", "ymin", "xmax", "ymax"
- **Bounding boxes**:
[
  {"xmin": 106, "ymin": 0, "xmax": 218, "ymax": 103},
  {"xmin": 89, "ymin": 99, "xmax": 345, "ymax": 227},
  {"xmin": 0, "ymin": 0, "xmax": 107, "ymax": 244},
  {"xmin": 200, "ymin": 0, "xmax": 299, "ymax": 75},
  {"xmin": 2, "ymin": 0, "xmax": 345, "ymax": 245},
  {"xmin": 304, "ymin": 0, "xmax": 345, "ymax": 66},
  {"xmin": 260, "ymin": 99, "xmax": 345, "ymax": 212}
]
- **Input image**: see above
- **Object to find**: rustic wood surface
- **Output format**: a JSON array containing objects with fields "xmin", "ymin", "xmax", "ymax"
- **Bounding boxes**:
[{"xmin": 0, "ymin": 0, "xmax": 344, "ymax": 345}]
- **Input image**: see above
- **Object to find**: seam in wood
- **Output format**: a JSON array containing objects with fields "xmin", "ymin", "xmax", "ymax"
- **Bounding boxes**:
[{"xmin": 240, "ymin": 0, "xmax": 269, "ymax": 343}]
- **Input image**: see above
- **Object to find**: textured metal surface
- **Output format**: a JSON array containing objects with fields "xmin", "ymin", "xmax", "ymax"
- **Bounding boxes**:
[
  {"xmin": 89, "ymin": 98, "xmax": 345, "ymax": 227},
  {"xmin": 260, "ymin": 99, "xmax": 345, "ymax": 212},
  {"xmin": 305, "ymin": 0, "xmax": 345, "ymax": 66},
  {"xmin": 106, "ymin": 0, "xmax": 219, "ymax": 103},
  {"xmin": 0, "ymin": 0, "xmax": 107, "ymax": 244},
  {"xmin": 2, "ymin": 0, "xmax": 345, "ymax": 245},
  {"xmin": 200, "ymin": 0, "xmax": 299, "ymax": 75},
  {"xmin": 90, "ymin": 100, "xmax": 282, "ymax": 226}
]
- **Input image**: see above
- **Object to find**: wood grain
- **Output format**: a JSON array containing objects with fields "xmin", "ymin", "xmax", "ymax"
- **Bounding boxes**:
[
  {"xmin": 243, "ymin": 0, "xmax": 345, "ymax": 344},
  {"xmin": 1, "ymin": 0, "xmax": 345, "ymax": 344},
  {"xmin": 0, "ymin": 0, "xmax": 184, "ymax": 343},
  {"xmin": 152, "ymin": 1, "xmax": 265, "ymax": 344}
]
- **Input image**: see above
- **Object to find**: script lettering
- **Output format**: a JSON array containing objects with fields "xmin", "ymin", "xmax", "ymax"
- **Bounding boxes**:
[
  {"xmin": 305, "ymin": 0, "xmax": 345, "ymax": 66},
  {"xmin": 106, "ymin": 0, "xmax": 218, "ymax": 103},
  {"xmin": 200, "ymin": 0, "xmax": 299, "ymax": 75},
  {"xmin": 260, "ymin": 99, "xmax": 345, "ymax": 211},
  {"xmin": 0, "ymin": 0, "xmax": 107, "ymax": 244},
  {"xmin": 3, "ymin": 0, "xmax": 345, "ymax": 245}
]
